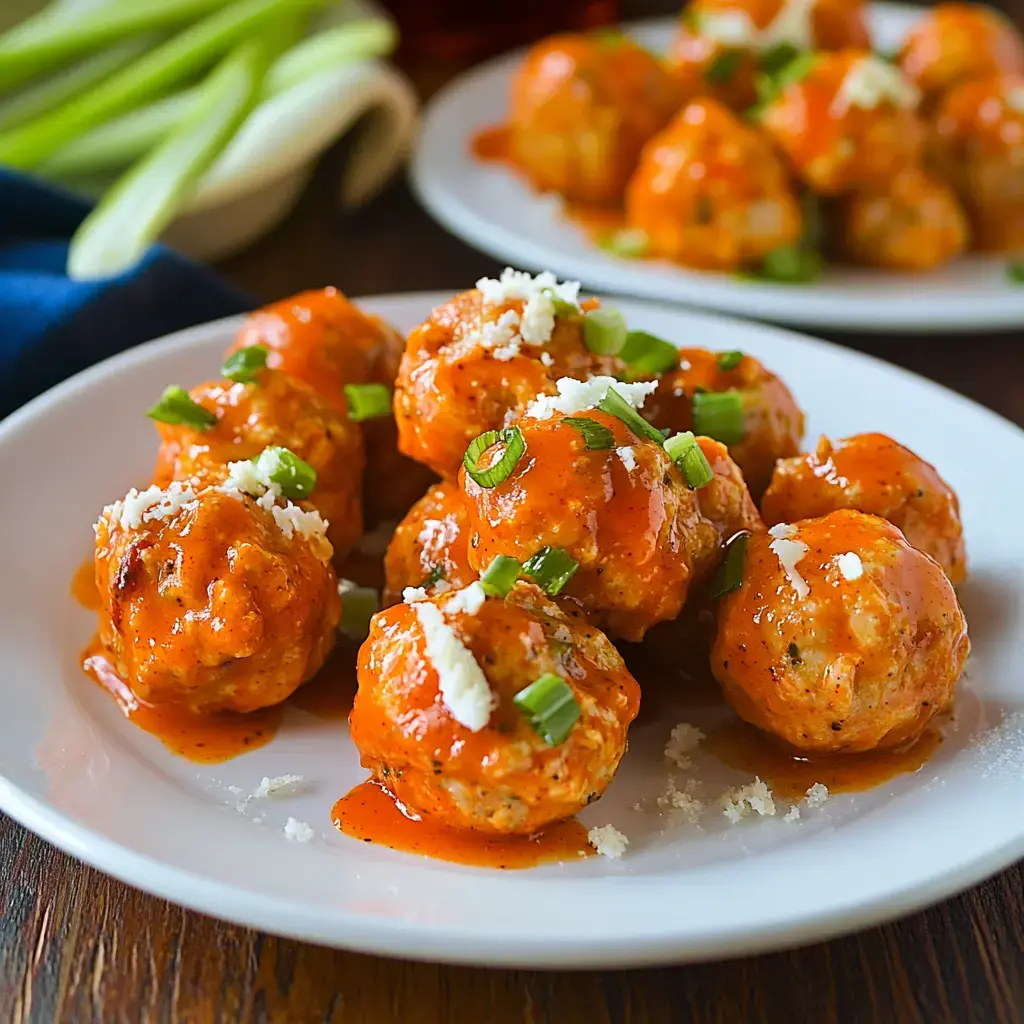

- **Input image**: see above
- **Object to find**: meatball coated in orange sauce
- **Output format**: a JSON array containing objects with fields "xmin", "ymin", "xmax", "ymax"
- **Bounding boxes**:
[
  {"xmin": 928, "ymin": 74, "xmax": 1024, "ymax": 253},
  {"xmin": 151, "ymin": 369, "xmax": 364, "ymax": 560},
  {"xmin": 226, "ymin": 288, "xmax": 433, "ymax": 524},
  {"xmin": 711, "ymin": 510, "xmax": 969, "ymax": 753},
  {"xmin": 94, "ymin": 487, "xmax": 339, "ymax": 715},
  {"xmin": 761, "ymin": 432, "xmax": 967, "ymax": 584},
  {"xmin": 643, "ymin": 347, "xmax": 805, "ymax": 500},
  {"xmin": 625, "ymin": 100, "xmax": 803, "ymax": 270},
  {"xmin": 394, "ymin": 283, "xmax": 620, "ymax": 481},
  {"xmin": 834, "ymin": 167, "xmax": 969, "ymax": 270},
  {"xmin": 351, "ymin": 583, "xmax": 640, "ymax": 834},
  {"xmin": 383, "ymin": 481, "xmax": 475, "ymax": 605},
  {"xmin": 508, "ymin": 33, "xmax": 679, "ymax": 206},
  {"xmin": 898, "ymin": 3, "xmax": 1024, "ymax": 104},
  {"xmin": 461, "ymin": 406, "xmax": 746, "ymax": 641},
  {"xmin": 760, "ymin": 51, "xmax": 924, "ymax": 195},
  {"xmin": 667, "ymin": 0, "xmax": 870, "ymax": 111}
]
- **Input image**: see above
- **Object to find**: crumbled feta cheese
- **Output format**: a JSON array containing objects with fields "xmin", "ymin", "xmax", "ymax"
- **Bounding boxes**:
[
  {"xmin": 253, "ymin": 774, "xmax": 306, "ymax": 799},
  {"xmin": 664, "ymin": 722, "xmax": 705, "ymax": 770},
  {"xmin": 836, "ymin": 552, "xmax": 863, "ymax": 581},
  {"xmin": 525, "ymin": 375, "xmax": 657, "ymax": 420},
  {"xmin": 444, "ymin": 581, "xmax": 487, "ymax": 617},
  {"xmin": 474, "ymin": 309, "xmax": 522, "ymax": 361},
  {"xmin": 769, "ymin": 523, "xmax": 810, "ymax": 599},
  {"xmin": 476, "ymin": 268, "xmax": 581, "ymax": 311},
  {"xmin": 271, "ymin": 503, "xmax": 330, "ymax": 545},
  {"xmin": 722, "ymin": 777, "xmax": 776, "ymax": 823},
  {"xmin": 783, "ymin": 805, "xmax": 801, "ymax": 823},
  {"xmin": 101, "ymin": 481, "xmax": 197, "ymax": 532},
  {"xmin": 414, "ymin": 601, "xmax": 496, "ymax": 731},
  {"xmin": 519, "ymin": 291, "xmax": 557, "ymax": 345},
  {"xmin": 696, "ymin": 0, "xmax": 813, "ymax": 51},
  {"xmin": 284, "ymin": 817, "xmax": 315, "ymax": 843},
  {"xmin": 222, "ymin": 459, "xmax": 266, "ymax": 496},
  {"xmin": 656, "ymin": 777, "xmax": 705, "ymax": 825},
  {"xmin": 836, "ymin": 56, "xmax": 920, "ymax": 111},
  {"xmin": 804, "ymin": 782, "xmax": 830, "ymax": 807},
  {"xmin": 540, "ymin": 351, "xmax": 555, "ymax": 368},
  {"xmin": 403, "ymin": 586, "xmax": 429, "ymax": 603},
  {"xmin": 695, "ymin": 9, "xmax": 756, "ymax": 46},
  {"xmin": 616, "ymin": 446, "xmax": 637, "ymax": 472},
  {"xmin": 587, "ymin": 824, "xmax": 629, "ymax": 859}
]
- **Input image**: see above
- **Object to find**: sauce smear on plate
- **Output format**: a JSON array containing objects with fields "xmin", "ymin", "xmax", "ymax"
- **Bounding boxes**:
[
  {"xmin": 471, "ymin": 125, "xmax": 513, "ymax": 163},
  {"xmin": 706, "ymin": 716, "xmax": 943, "ymax": 799},
  {"xmin": 82, "ymin": 642, "xmax": 283, "ymax": 763},
  {"xmin": 332, "ymin": 780, "xmax": 593, "ymax": 868},
  {"xmin": 70, "ymin": 559, "xmax": 100, "ymax": 611}
]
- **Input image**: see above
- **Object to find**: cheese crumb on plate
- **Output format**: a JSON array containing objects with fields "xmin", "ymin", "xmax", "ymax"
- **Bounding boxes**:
[{"xmin": 588, "ymin": 824, "xmax": 629, "ymax": 859}]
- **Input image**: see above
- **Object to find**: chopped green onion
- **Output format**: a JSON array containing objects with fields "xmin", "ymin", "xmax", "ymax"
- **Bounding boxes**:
[
  {"xmin": 253, "ymin": 446, "xmax": 317, "ymax": 500},
  {"xmin": 479, "ymin": 555, "xmax": 522, "ymax": 598},
  {"xmin": 146, "ymin": 386, "xmax": 217, "ymax": 430},
  {"xmin": 693, "ymin": 391, "xmax": 746, "ymax": 446},
  {"xmin": 344, "ymin": 383, "xmax": 392, "ymax": 422},
  {"xmin": 597, "ymin": 387, "xmax": 665, "ymax": 445},
  {"xmin": 540, "ymin": 287, "xmax": 579, "ymax": 318},
  {"xmin": 522, "ymin": 546, "xmax": 579, "ymax": 596},
  {"xmin": 561, "ymin": 416, "xmax": 615, "ymax": 450},
  {"xmin": 338, "ymin": 580, "xmax": 379, "ymax": 641},
  {"xmin": 758, "ymin": 42, "xmax": 801, "ymax": 76},
  {"xmin": 716, "ymin": 350, "xmax": 743, "ymax": 371},
  {"xmin": 1008, "ymin": 261, "xmax": 1024, "ymax": 284},
  {"xmin": 749, "ymin": 244, "xmax": 822, "ymax": 284},
  {"xmin": 463, "ymin": 426, "xmax": 526, "ymax": 488},
  {"xmin": 619, "ymin": 330, "xmax": 679, "ymax": 378},
  {"xmin": 67, "ymin": 35, "xmax": 269, "ymax": 280},
  {"xmin": 513, "ymin": 673, "xmax": 581, "ymax": 746},
  {"xmin": 664, "ymin": 431, "xmax": 714, "ymax": 489},
  {"xmin": 582, "ymin": 307, "xmax": 628, "ymax": 356},
  {"xmin": 222, "ymin": 344, "xmax": 268, "ymax": 383},
  {"xmin": 593, "ymin": 29, "xmax": 626, "ymax": 48},
  {"xmin": 420, "ymin": 565, "xmax": 445, "ymax": 588},
  {"xmin": 751, "ymin": 51, "xmax": 818, "ymax": 115},
  {"xmin": 705, "ymin": 49, "xmax": 743, "ymax": 84},
  {"xmin": 596, "ymin": 227, "xmax": 649, "ymax": 259},
  {"xmin": 711, "ymin": 531, "xmax": 750, "ymax": 599}
]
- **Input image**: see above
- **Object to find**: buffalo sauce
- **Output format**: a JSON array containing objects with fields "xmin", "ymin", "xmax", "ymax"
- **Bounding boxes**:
[
  {"xmin": 471, "ymin": 124, "xmax": 513, "ymax": 162},
  {"xmin": 332, "ymin": 780, "xmax": 593, "ymax": 869},
  {"xmin": 71, "ymin": 559, "xmax": 100, "ymax": 611},
  {"xmin": 81, "ymin": 641, "xmax": 283, "ymax": 763},
  {"xmin": 705, "ymin": 714, "xmax": 943, "ymax": 799}
]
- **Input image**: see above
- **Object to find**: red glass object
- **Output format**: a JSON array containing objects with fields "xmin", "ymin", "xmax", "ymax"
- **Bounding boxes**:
[{"xmin": 381, "ymin": 0, "xmax": 621, "ymax": 64}]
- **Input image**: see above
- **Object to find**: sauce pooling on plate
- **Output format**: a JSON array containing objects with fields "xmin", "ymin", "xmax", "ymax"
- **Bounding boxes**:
[{"xmin": 332, "ymin": 780, "xmax": 593, "ymax": 869}]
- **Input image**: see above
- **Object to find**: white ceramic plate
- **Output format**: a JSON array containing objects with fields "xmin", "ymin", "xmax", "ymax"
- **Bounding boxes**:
[
  {"xmin": 411, "ymin": 5, "xmax": 1024, "ymax": 333},
  {"xmin": 2, "ymin": 294, "xmax": 1024, "ymax": 969}
]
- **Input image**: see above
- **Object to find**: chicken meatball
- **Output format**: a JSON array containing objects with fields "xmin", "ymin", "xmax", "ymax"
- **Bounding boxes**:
[
  {"xmin": 351, "ymin": 581, "xmax": 641, "ymax": 834},
  {"xmin": 667, "ymin": 0, "xmax": 870, "ymax": 111},
  {"xmin": 383, "ymin": 481, "xmax": 475, "ymax": 605},
  {"xmin": 625, "ymin": 99, "xmax": 803, "ymax": 269},
  {"xmin": 928, "ymin": 74, "xmax": 1024, "ymax": 253},
  {"xmin": 94, "ymin": 483, "xmax": 340, "ymax": 714},
  {"xmin": 833, "ymin": 166, "xmax": 969, "ymax": 270},
  {"xmin": 711, "ymin": 510, "xmax": 969, "ymax": 753},
  {"xmin": 394, "ymin": 270, "xmax": 621, "ymax": 480},
  {"xmin": 460, "ymin": 386, "xmax": 748, "ymax": 640},
  {"xmin": 643, "ymin": 347, "xmax": 805, "ymax": 499},
  {"xmin": 151, "ymin": 369, "xmax": 364, "ymax": 560},
  {"xmin": 760, "ymin": 51, "xmax": 924, "ymax": 194},
  {"xmin": 898, "ymin": 3, "xmax": 1024, "ymax": 105},
  {"xmin": 508, "ymin": 33, "xmax": 679, "ymax": 206},
  {"xmin": 226, "ymin": 288, "xmax": 434, "ymax": 524},
  {"xmin": 761, "ymin": 432, "xmax": 967, "ymax": 584}
]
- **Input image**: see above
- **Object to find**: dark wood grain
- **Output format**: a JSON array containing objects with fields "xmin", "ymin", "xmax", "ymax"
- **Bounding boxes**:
[{"xmin": 4, "ymin": 0, "xmax": 1024, "ymax": 1017}]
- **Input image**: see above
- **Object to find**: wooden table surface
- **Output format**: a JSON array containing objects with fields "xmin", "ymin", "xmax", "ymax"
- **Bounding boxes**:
[{"xmin": 5, "ymin": 6, "xmax": 1024, "ymax": 1014}]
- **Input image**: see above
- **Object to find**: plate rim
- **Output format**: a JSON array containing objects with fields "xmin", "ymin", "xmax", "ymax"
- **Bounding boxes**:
[
  {"xmin": 409, "ymin": 4, "xmax": 1024, "ymax": 335},
  {"xmin": 3, "ymin": 295, "xmax": 1024, "ymax": 968}
]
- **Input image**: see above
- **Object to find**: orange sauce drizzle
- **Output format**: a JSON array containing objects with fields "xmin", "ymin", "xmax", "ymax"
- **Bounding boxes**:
[
  {"xmin": 470, "ymin": 124, "xmax": 513, "ymax": 162},
  {"xmin": 332, "ymin": 780, "xmax": 593, "ymax": 869},
  {"xmin": 705, "ymin": 715, "xmax": 943, "ymax": 799},
  {"xmin": 71, "ymin": 559, "xmax": 100, "ymax": 611},
  {"xmin": 82, "ymin": 642, "xmax": 283, "ymax": 764}
]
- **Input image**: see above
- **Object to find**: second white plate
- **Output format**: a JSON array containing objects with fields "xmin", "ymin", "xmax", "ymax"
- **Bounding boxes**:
[{"xmin": 411, "ymin": 5, "xmax": 1024, "ymax": 333}]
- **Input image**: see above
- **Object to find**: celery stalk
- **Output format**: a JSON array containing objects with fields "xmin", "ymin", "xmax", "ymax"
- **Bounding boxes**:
[
  {"xmin": 0, "ymin": 36, "xmax": 153, "ymax": 132},
  {"xmin": 0, "ymin": 0, "xmax": 328, "ymax": 169},
  {"xmin": 67, "ymin": 37, "xmax": 270, "ymax": 281},
  {"xmin": 0, "ymin": 0, "xmax": 235, "ymax": 91}
]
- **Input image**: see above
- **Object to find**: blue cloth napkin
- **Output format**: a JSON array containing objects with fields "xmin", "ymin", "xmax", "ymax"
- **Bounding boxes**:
[{"xmin": 0, "ymin": 170, "xmax": 255, "ymax": 418}]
